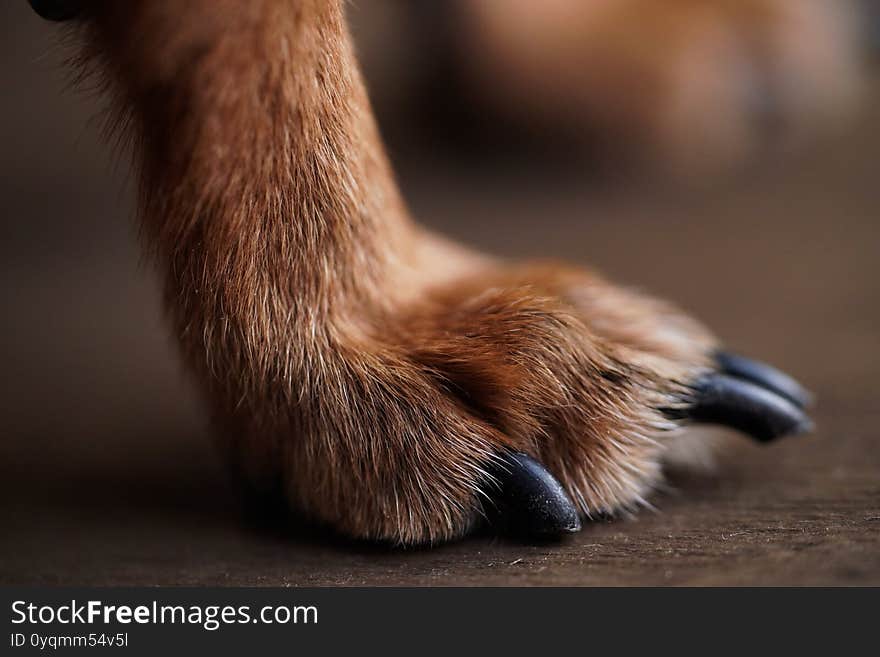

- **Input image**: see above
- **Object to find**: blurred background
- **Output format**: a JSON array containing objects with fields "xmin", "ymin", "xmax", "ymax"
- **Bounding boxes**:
[{"xmin": 1, "ymin": 0, "xmax": 878, "ymax": 585}]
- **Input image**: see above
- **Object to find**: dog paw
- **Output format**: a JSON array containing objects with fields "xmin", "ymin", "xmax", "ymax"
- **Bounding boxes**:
[
  {"xmin": 459, "ymin": 0, "xmax": 864, "ymax": 173},
  {"xmin": 242, "ymin": 263, "xmax": 812, "ymax": 545}
]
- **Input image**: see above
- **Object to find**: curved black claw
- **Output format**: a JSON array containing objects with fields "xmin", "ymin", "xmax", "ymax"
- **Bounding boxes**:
[
  {"xmin": 684, "ymin": 373, "xmax": 813, "ymax": 443},
  {"xmin": 28, "ymin": 0, "xmax": 80, "ymax": 22},
  {"xmin": 716, "ymin": 351, "xmax": 812, "ymax": 408},
  {"xmin": 486, "ymin": 452, "xmax": 581, "ymax": 538}
]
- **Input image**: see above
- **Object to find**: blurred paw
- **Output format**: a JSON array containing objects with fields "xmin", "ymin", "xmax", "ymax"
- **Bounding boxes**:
[{"xmin": 459, "ymin": 0, "xmax": 864, "ymax": 175}]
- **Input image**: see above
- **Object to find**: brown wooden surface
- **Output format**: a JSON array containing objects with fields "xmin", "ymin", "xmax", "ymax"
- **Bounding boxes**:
[{"xmin": 1, "ymin": 3, "xmax": 878, "ymax": 585}]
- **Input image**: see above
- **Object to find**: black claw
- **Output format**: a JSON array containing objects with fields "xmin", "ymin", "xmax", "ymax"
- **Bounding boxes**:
[
  {"xmin": 28, "ymin": 0, "xmax": 80, "ymax": 22},
  {"xmin": 716, "ymin": 351, "xmax": 812, "ymax": 408},
  {"xmin": 685, "ymin": 373, "xmax": 813, "ymax": 443},
  {"xmin": 486, "ymin": 452, "xmax": 581, "ymax": 538}
]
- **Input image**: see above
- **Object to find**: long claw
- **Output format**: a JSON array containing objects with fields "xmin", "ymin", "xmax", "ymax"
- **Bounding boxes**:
[
  {"xmin": 486, "ymin": 452, "xmax": 581, "ymax": 537},
  {"xmin": 28, "ymin": 0, "xmax": 81, "ymax": 21},
  {"xmin": 685, "ymin": 373, "xmax": 813, "ymax": 443},
  {"xmin": 716, "ymin": 351, "xmax": 812, "ymax": 408}
]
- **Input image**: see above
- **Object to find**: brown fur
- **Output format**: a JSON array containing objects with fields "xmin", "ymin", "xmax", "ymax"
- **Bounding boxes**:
[
  {"xmin": 358, "ymin": 0, "xmax": 862, "ymax": 174},
  {"xmin": 65, "ymin": 0, "xmax": 721, "ymax": 544}
]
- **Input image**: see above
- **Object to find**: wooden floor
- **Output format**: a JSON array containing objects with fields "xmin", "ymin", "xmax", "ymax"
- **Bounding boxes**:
[{"xmin": 1, "ymin": 4, "xmax": 878, "ymax": 585}]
